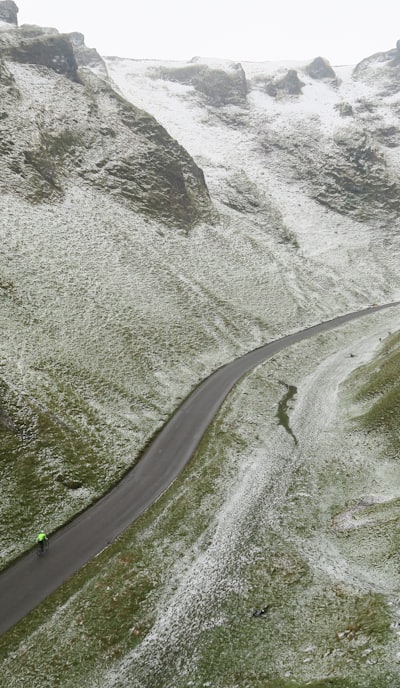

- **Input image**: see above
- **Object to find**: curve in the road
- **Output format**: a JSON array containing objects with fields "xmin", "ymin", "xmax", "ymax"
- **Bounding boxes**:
[{"xmin": 0, "ymin": 303, "xmax": 399, "ymax": 636}]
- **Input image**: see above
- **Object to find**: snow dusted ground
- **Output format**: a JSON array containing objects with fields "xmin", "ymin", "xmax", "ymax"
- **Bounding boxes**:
[
  {"xmin": 3, "ymin": 307, "xmax": 400, "ymax": 688},
  {"xmin": 88, "ymin": 56, "xmax": 400, "ymax": 684},
  {"xmin": 2, "ymin": 43, "xmax": 400, "ymax": 685},
  {"xmin": 92, "ymin": 312, "xmax": 400, "ymax": 686},
  {"xmin": 105, "ymin": 54, "xmax": 400, "ymax": 294}
]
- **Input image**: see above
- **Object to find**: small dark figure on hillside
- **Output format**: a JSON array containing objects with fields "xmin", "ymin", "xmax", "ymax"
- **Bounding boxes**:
[
  {"xmin": 252, "ymin": 606, "xmax": 269, "ymax": 617},
  {"xmin": 37, "ymin": 531, "xmax": 48, "ymax": 552}
]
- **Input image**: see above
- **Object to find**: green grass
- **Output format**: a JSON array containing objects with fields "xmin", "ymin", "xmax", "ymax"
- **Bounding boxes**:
[
  {"xmin": 1, "ymin": 329, "xmax": 400, "ymax": 687},
  {"xmin": 0, "ymin": 376, "xmax": 110, "ymax": 567},
  {"xmin": 349, "ymin": 332, "xmax": 400, "ymax": 451}
]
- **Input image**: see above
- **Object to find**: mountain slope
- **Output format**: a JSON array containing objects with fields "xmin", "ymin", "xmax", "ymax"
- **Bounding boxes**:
[
  {"xmin": 1, "ymin": 4, "xmax": 400, "ymax": 687},
  {"xmin": 105, "ymin": 49, "xmax": 400, "ymax": 228},
  {"xmin": 0, "ymin": 15, "xmax": 400, "ymax": 563},
  {"xmin": 0, "ymin": 25, "xmax": 212, "ymax": 227}
]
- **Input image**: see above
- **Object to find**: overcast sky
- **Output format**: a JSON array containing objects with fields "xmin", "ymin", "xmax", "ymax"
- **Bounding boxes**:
[{"xmin": 15, "ymin": 0, "xmax": 400, "ymax": 65}]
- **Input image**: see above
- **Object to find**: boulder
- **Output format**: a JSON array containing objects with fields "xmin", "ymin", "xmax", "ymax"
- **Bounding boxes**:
[
  {"xmin": 265, "ymin": 69, "xmax": 305, "ymax": 97},
  {"xmin": 305, "ymin": 56, "xmax": 336, "ymax": 81},
  {"xmin": 155, "ymin": 61, "xmax": 248, "ymax": 106},
  {"xmin": 0, "ymin": 0, "xmax": 18, "ymax": 26},
  {"xmin": 335, "ymin": 101, "xmax": 354, "ymax": 117}
]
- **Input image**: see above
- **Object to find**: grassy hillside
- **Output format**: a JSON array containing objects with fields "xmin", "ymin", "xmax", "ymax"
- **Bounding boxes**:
[
  {"xmin": 1, "ymin": 318, "xmax": 399, "ymax": 688},
  {"xmin": 350, "ymin": 331, "xmax": 400, "ymax": 453}
]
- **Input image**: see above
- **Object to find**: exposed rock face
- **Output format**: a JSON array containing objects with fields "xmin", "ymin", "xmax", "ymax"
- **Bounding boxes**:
[
  {"xmin": 0, "ymin": 6, "xmax": 213, "ymax": 227},
  {"xmin": 316, "ymin": 127, "xmax": 400, "ymax": 218},
  {"xmin": 17, "ymin": 25, "xmax": 58, "ymax": 39},
  {"xmin": 0, "ymin": 55, "xmax": 19, "ymax": 110},
  {"xmin": 275, "ymin": 69, "xmax": 304, "ymax": 95},
  {"xmin": 391, "ymin": 39, "xmax": 400, "ymax": 65},
  {"xmin": 0, "ymin": 0, "xmax": 18, "ymax": 26},
  {"xmin": 260, "ymin": 68, "xmax": 305, "ymax": 97},
  {"xmin": 155, "ymin": 60, "xmax": 248, "ymax": 106},
  {"xmin": 0, "ymin": 20, "xmax": 105, "ymax": 81},
  {"xmin": 8, "ymin": 34, "xmax": 80, "ymax": 82},
  {"xmin": 77, "ymin": 78, "xmax": 211, "ymax": 226},
  {"xmin": 305, "ymin": 56, "xmax": 336, "ymax": 81},
  {"xmin": 68, "ymin": 32, "xmax": 107, "ymax": 77},
  {"xmin": 353, "ymin": 42, "xmax": 400, "ymax": 94},
  {"xmin": 0, "ymin": 35, "xmax": 212, "ymax": 227},
  {"xmin": 261, "ymin": 118, "xmax": 400, "ymax": 223},
  {"xmin": 2, "ymin": 10, "xmax": 400, "ymax": 233},
  {"xmin": 105, "ymin": 42, "xmax": 400, "ymax": 229},
  {"xmin": 335, "ymin": 101, "xmax": 354, "ymax": 117}
]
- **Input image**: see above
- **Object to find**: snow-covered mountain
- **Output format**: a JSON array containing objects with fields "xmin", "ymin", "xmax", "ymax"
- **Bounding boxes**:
[
  {"xmin": 2, "ymin": 3, "xmax": 400, "ymax": 687},
  {"xmin": 1, "ymin": 3, "xmax": 400, "ymax": 561},
  {"xmin": 106, "ymin": 47, "xmax": 400, "ymax": 229}
]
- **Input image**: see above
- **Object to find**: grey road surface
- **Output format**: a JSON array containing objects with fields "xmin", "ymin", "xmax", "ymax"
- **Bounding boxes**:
[{"xmin": 0, "ymin": 303, "xmax": 398, "ymax": 636}]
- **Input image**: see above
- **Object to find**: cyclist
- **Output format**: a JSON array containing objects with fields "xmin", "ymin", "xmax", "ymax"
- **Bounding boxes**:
[{"xmin": 37, "ymin": 531, "xmax": 48, "ymax": 553}]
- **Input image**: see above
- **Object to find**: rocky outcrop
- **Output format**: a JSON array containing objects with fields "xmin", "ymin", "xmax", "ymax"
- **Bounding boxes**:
[
  {"xmin": 276, "ymin": 69, "xmax": 304, "ymax": 95},
  {"xmin": 155, "ymin": 60, "xmax": 248, "ymax": 106},
  {"xmin": 0, "ymin": 55, "xmax": 16, "ymax": 87},
  {"xmin": 0, "ymin": 50, "xmax": 213, "ymax": 228},
  {"xmin": 335, "ymin": 101, "xmax": 354, "ymax": 117},
  {"xmin": 78, "ymin": 78, "xmax": 212, "ymax": 227},
  {"xmin": 315, "ymin": 127, "xmax": 400, "ymax": 218},
  {"xmin": 391, "ymin": 40, "xmax": 400, "ymax": 66},
  {"xmin": 0, "ymin": 19, "xmax": 107, "ymax": 80},
  {"xmin": 18, "ymin": 24, "xmax": 60, "ymax": 39},
  {"xmin": 0, "ymin": 0, "xmax": 18, "ymax": 26},
  {"xmin": 68, "ymin": 32, "xmax": 107, "ymax": 77},
  {"xmin": 259, "ymin": 69, "xmax": 305, "ymax": 98},
  {"xmin": 373, "ymin": 125, "xmax": 400, "ymax": 148},
  {"xmin": 7, "ymin": 33, "xmax": 80, "ymax": 82},
  {"xmin": 0, "ymin": 5, "xmax": 213, "ymax": 226},
  {"xmin": 305, "ymin": 56, "xmax": 336, "ymax": 82},
  {"xmin": 353, "ymin": 41, "xmax": 400, "ymax": 94},
  {"xmin": 260, "ymin": 115, "xmax": 400, "ymax": 223}
]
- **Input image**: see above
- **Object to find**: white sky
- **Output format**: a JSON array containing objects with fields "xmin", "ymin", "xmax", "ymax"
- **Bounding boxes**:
[{"xmin": 14, "ymin": 0, "xmax": 400, "ymax": 66}]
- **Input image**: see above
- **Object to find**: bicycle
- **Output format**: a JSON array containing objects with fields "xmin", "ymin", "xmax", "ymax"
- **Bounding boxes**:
[{"xmin": 37, "ymin": 538, "xmax": 49, "ymax": 556}]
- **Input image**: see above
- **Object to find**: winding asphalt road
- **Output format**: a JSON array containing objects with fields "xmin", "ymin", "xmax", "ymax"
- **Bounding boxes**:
[{"xmin": 0, "ymin": 303, "xmax": 399, "ymax": 636}]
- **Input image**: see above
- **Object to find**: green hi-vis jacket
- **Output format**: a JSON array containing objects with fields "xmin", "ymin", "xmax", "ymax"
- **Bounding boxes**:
[{"xmin": 37, "ymin": 532, "xmax": 47, "ymax": 542}]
